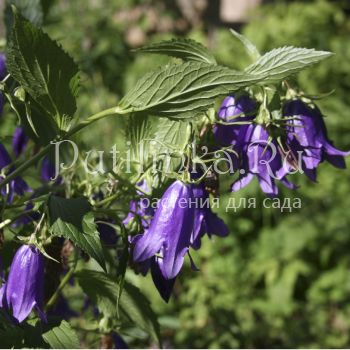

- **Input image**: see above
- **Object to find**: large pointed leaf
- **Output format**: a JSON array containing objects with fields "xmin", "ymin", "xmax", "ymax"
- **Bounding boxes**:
[
  {"xmin": 6, "ymin": 8, "xmax": 79, "ymax": 130},
  {"xmin": 48, "ymin": 196, "xmax": 105, "ymax": 271},
  {"xmin": 76, "ymin": 270, "xmax": 161, "ymax": 345},
  {"xmin": 5, "ymin": 0, "xmax": 43, "ymax": 29},
  {"xmin": 245, "ymin": 46, "xmax": 333, "ymax": 83},
  {"xmin": 43, "ymin": 320, "xmax": 80, "ymax": 349},
  {"xmin": 137, "ymin": 38, "xmax": 217, "ymax": 64},
  {"xmin": 118, "ymin": 62, "xmax": 265, "ymax": 119}
]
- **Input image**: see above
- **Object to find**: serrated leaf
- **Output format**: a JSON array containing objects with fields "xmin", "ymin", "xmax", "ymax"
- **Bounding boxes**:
[
  {"xmin": 137, "ymin": 38, "xmax": 217, "ymax": 65},
  {"xmin": 43, "ymin": 320, "xmax": 80, "ymax": 349},
  {"xmin": 121, "ymin": 281, "xmax": 162, "ymax": 346},
  {"xmin": 76, "ymin": 270, "xmax": 161, "ymax": 345},
  {"xmin": 48, "ymin": 196, "xmax": 105, "ymax": 271},
  {"xmin": 230, "ymin": 29, "xmax": 260, "ymax": 61},
  {"xmin": 150, "ymin": 118, "xmax": 190, "ymax": 187},
  {"xmin": 5, "ymin": 0, "xmax": 43, "ymax": 34},
  {"xmin": 119, "ymin": 62, "xmax": 265, "ymax": 119},
  {"xmin": 245, "ymin": 46, "xmax": 333, "ymax": 83},
  {"xmin": 6, "ymin": 8, "xmax": 79, "ymax": 130},
  {"xmin": 126, "ymin": 114, "xmax": 154, "ymax": 171}
]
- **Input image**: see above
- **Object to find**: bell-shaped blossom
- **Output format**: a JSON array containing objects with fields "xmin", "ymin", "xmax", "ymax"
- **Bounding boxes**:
[
  {"xmin": 133, "ymin": 180, "xmax": 195, "ymax": 280},
  {"xmin": 4, "ymin": 245, "xmax": 45, "ymax": 323},
  {"xmin": 12, "ymin": 127, "xmax": 29, "ymax": 157},
  {"xmin": 214, "ymin": 94, "xmax": 257, "ymax": 147},
  {"xmin": 0, "ymin": 54, "xmax": 6, "ymax": 79},
  {"xmin": 0, "ymin": 256, "xmax": 5, "ymax": 308},
  {"xmin": 231, "ymin": 124, "xmax": 295, "ymax": 196},
  {"xmin": 284, "ymin": 99, "xmax": 349, "ymax": 181},
  {"xmin": 123, "ymin": 180, "xmax": 154, "ymax": 231},
  {"xmin": 191, "ymin": 183, "xmax": 229, "ymax": 249},
  {"xmin": 0, "ymin": 143, "xmax": 31, "ymax": 202}
]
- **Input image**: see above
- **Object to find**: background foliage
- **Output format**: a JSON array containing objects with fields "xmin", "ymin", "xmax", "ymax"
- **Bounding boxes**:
[{"xmin": 1, "ymin": 0, "xmax": 350, "ymax": 348}]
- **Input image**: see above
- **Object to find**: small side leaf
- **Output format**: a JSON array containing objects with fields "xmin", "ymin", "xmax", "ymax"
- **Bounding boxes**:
[
  {"xmin": 48, "ymin": 196, "xmax": 105, "ymax": 271},
  {"xmin": 230, "ymin": 29, "xmax": 260, "ymax": 62},
  {"xmin": 43, "ymin": 320, "xmax": 80, "ymax": 349},
  {"xmin": 245, "ymin": 46, "xmax": 333, "ymax": 83},
  {"xmin": 137, "ymin": 38, "xmax": 217, "ymax": 65}
]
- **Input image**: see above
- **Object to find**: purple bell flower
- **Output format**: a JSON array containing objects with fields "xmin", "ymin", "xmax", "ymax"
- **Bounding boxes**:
[
  {"xmin": 231, "ymin": 124, "xmax": 296, "ymax": 196},
  {"xmin": 0, "ymin": 256, "xmax": 5, "ymax": 308},
  {"xmin": 123, "ymin": 180, "xmax": 154, "ymax": 231},
  {"xmin": 112, "ymin": 333, "xmax": 128, "ymax": 349},
  {"xmin": 4, "ymin": 245, "xmax": 45, "ymax": 323},
  {"xmin": 214, "ymin": 94, "xmax": 257, "ymax": 147},
  {"xmin": 0, "ymin": 54, "xmax": 6, "ymax": 80},
  {"xmin": 284, "ymin": 99, "xmax": 350, "ymax": 181},
  {"xmin": 0, "ymin": 143, "xmax": 31, "ymax": 202},
  {"xmin": 191, "ymin": 183, "xmax": 229, "ymax": 249},
  {"xmin": 41, "ymin": 157, "xmax": 55, "ymax": 182},
  {"xmin": 133, "ymin": 180, "xmax": 195, "ymax": 280},
  {"xmin": 12, "ymin": 127, "xmax": 29, "ymax": 157}
]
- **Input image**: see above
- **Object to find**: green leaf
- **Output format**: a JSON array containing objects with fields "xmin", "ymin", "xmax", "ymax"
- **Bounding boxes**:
[
  {"xmin": 245, "ymin": 46, "xmax": 333, "ymax": 83},
  {"xmin": 150, "ymin": 118, "xmax": 190, "ymax": 187},
  {"xmin": 121, "ymin": 281, "xmax": 162, "ymax": 346},
  {"xmin": 137, "ymin": 38, "xmax": 217, "ymax": 65},
  {"xmin": 76, "ymin": 270, "xmax": 161, "ymax": 345},
  {"xmin": 118, "ymin": 62, "xmax": 265, "ymax": 119},
  {"xmin": 5, "ymin": 0, "xmax": 43, "ymax": 30},
  {"xmin": 48, "ymin": 196, "xmax": 105, "ymax": 271},
  {"xmin": 43, "ymin": 320, "xmax": 80, "ymax": 349},
  {"xmin": 230, "ymin": 29, "xmax": 260, "ymax": 62},
  {"xmin": 6, "ymin": 8, "xmax": 79, "ymax": 131},
  {"xmin": 126, "ymin": 114, "xmax": 154, "ymax": 172}
]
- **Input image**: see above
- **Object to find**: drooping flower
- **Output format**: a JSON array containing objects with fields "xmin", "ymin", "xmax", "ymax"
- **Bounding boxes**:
[
  {"xmin": 0, "ymin": 256, "xmax": 5, "ymax": 308},
  {"xmin": 0, "ymin": 54, "xmax": 6, "ymax": 79},
  {"xmin": 133, "ymin": 180, "xmax": 195, "ymax": 280},
  {"xmin": 191, "ymin": 183, "xmax": 229, "ymax": 249},
  {"xmin": 123, "ymin": 179, "xmax": 154, "ymax": 231},
  {"xmin": 284, "ymin": 99, "xmax": 350, "ymax": 181},
  {"xmin": 112, "ymin": 333, "xmax": 128, "ymax": 349},
  {"xmin": 214, "ymin": 94, "xmax": 257, "ymax": 147},
  {"xmin": 0, "ymin": 143, "xmax": 31, "ymax": 202},
  {"xmin": 12, "ymin": 127, "xmax": 29, "ymax": 157},
  {"xmin": 4, "ymin": 245, "xmax": 45, "ymax": 323},
  {"xmin": 230, "ymin": 124, "xmax": 296, "ymax": 196}
]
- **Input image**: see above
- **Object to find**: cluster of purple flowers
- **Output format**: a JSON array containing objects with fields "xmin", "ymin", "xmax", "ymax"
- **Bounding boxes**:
[
  {"xmin": 126, "ymin": 180, "xmax": 228, "ymax": 301},
  {"xmin": 214, "ymin": 94, "xmax": 349, "ymax": 196}
]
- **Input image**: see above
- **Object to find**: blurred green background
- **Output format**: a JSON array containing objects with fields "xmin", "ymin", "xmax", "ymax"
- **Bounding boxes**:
[{"xmin": 3, "ymin": 0, "xmax": 350, "ymax": 348}]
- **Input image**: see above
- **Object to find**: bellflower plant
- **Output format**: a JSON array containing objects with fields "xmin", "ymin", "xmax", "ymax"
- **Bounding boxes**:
[
  {"xmin": 133, "ymin": 180, "xmax": 195, "ymax": 280},
  {"xmin": 214, "ymin": 94, "xmax": 257, "ymax": 147},
  {"xmin": 3, "ymin": 245, "xmax": 45, "ymax": 323},
  {"xmin": 12, "ymin": 127, "xmax": 29, "ymax": 157},
  {"xmin": 191, "ymin": 183, "xmax": 229, "ymax": 249},
  {"xmin": 0, "ymin": 9, "xmax": 342, "ymax": 346},
  {"xmin": 283, "ymin": 99, "xmax": 350, "ymax": 180},
  {"xmin": 0, "ymin": 143, "xmax": 31, "ymax": 202}
]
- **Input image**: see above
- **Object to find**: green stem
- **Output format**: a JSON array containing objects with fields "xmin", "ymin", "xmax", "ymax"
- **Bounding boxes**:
[
  {"xmin": 0, "ymin": 106, "xmax": 125, "ymax": 190},
  {"xmin": 45, "ymin": 257, "xmax": 78, "ymax": 311}
]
